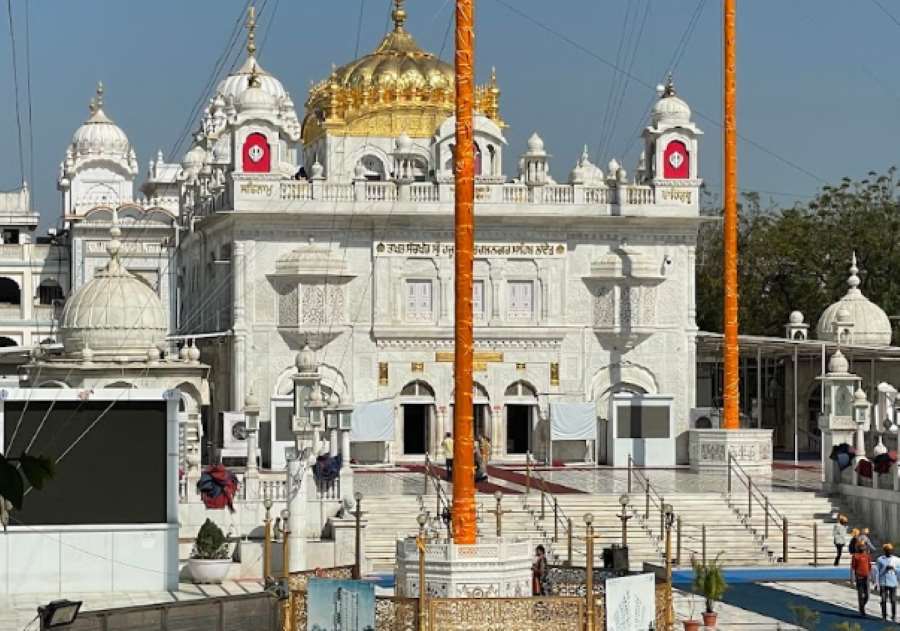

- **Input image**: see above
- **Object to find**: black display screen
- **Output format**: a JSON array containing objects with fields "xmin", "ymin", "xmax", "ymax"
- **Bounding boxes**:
[
  {"xmin": 3, "ymin": 400, "xmax": 168, "ymax": 525},
  {"xmin": 616, "ymin": 404, "xmax": 671, "ymax": 439}
]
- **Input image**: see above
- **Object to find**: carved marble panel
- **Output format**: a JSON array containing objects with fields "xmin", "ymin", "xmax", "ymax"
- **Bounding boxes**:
[
  {"xmin": 276, "ymin": 280, "xmax": 298, "ymax": 327},
  {"xmin": 593, "ymin": 286, "xmax": 614, "ymax": 327},
  {"xmin": 301, "ymin": 284, "xmax": 345, "ymax": 326}
]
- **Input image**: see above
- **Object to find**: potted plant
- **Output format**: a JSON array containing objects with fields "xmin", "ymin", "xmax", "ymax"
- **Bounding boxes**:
[
  {"xmin": 188, "ymin": 519, "xmax": 232, "ymax": 584},
  {"xmin": 681, "ymin": 593, "xmax": 701, "ymax": 631},
  {"xmin": 692, "ymin": 553, "xmax": 727, "ymax": 629}
]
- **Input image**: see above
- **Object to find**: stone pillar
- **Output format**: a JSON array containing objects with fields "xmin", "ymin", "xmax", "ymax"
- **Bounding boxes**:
[
  {"xmin": 286, "ymin": 450, "xmax": 307, "ymax": 571},
  {"xmin": 329, "ymin": 428, "xmax": 339, "ymax": 457},
  {"xmin": 231, "ymin": 241, "xmax": 247, "ymax": 411},
  {"xmin": 490, "ymin": 407, "xmax": 503, "ymax": 460},
  {"xmin": 340, "ymin": 428, "xmax": 354, "ymax": 503}
]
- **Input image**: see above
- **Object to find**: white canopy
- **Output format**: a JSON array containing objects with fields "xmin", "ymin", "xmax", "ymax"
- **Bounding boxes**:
[
  {"xmin": 350, "ymin": 399, "xmax": 395, "ymax": 442},
  {"xmin": 550, "ymin": 402, "xmax": 597, "ymax": 441}
]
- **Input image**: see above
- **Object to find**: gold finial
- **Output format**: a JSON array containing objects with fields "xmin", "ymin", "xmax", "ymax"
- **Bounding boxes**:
[
  {"xmin": 246, "ymin": 5, "xmax": 257, "ymax": 57},
  {"xmin": 662, "ymin": 72, "xmax": 676, "ymax": 97},
  {"xmin": 392, "ymin": 0, "xmax": 407, "ymax": 32},
  {"xmin": 95, "ymin": 81, "xmax": 104, "ymax": 109}
]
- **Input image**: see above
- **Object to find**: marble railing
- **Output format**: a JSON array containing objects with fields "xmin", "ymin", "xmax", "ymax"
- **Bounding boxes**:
[{"xmin": 228, "ymin": 178, "xmax": 690, "ymax": 210}]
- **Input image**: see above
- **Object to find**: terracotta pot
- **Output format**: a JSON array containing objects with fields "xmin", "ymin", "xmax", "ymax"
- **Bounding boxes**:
[
  {"xmin": 702, "ymin": 611, "xmax": 718, "ymax": 628},
  {"xmin": 682, "ymin": 620, "xmax": 701, "ymax": 631}
]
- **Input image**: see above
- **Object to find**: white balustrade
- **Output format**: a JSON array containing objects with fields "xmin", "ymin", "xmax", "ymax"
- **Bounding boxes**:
[
  {"xmin": 626, "ymin": 185, "xmax": 654, "ymax": 205},
  {"xmin": 502, "ymin": 185, "xmax": 528, "ymax": 204},
  {"xmin": 365, "ymin": 181, "xmax": 398, "ymax": 202},
  {"xmin": 322, "ymin": 184, "xmax": 355, "ymax": 202},
  {"xmin": 583, "ymin": 187, "xmax": 609, "ymax": 205},
  {"xmin": 541, "ymin": 185, "xmax": 574, "ymax": 204},
  {"xmin": 409, "ymin": 183, "xmax": 439, "ymax": 202}
]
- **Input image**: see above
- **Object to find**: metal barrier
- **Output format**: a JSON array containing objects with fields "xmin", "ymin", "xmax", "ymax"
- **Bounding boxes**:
[
  {"xmin": 727, "ymin": 453, "xmax": 791, "ymax": 561},
  {"xmin": 527, "ymin": 453, "xmax": 573, "ymax": 563},
  {"xmin": 64, "ymin": 592, "xmax": 281, "ymax": 631},
  {"xmin": 423, "ymin": 453, "xmax": 454, "ymax": 539}
]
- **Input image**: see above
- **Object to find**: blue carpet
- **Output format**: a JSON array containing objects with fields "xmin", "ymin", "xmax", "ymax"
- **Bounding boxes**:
[
  {"xmin": 695, "ymin": 582, "xmax": 900, "ymax": 630},
  {"xmin": 672, "ymin": 566, "xmax": 851, "ymax": 584}
]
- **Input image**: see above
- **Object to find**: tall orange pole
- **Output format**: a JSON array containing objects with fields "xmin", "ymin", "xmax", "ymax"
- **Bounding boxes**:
[
  {"xmin": 723, "ymin": 0, "xmax": 739, "ymax": 430},
  {"xmin": 451, "ymin": 0, "xmax": 477, "ymax": 544}
]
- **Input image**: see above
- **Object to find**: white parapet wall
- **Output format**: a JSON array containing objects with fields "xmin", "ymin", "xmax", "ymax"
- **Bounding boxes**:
[
  {"xmin": 395, "ymin": 536, "xmax": 532, "ymax": 599},
  {"xmin": 688, "ymin": 428, "xmax": 774, "ymax": 474}
]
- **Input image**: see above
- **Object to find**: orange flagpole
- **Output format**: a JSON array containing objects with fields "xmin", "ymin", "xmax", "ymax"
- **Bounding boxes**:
[
  {"xmin": 452, "ymin": 0, "xmax": 477, "ymax": 544},
  {"xmin": 723, "ymin": 0, "xmax": 740, "ymax": 430}
]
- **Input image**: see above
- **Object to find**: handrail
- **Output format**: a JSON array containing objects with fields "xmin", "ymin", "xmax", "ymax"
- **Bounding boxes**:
[
  {"xmin": 627, "ymin": 454, "xmax": 667, "ymax": 520},
  {"xmin": 527, "ymin": 452, "xmax": 571, "ymax": 547},
  {"xmin": 727, "ymin": 453, "xmax": 785, "ymax": 536},
  {"xmin": 423, "ymin": 453, "xmax": 454, "ymax": 539}
]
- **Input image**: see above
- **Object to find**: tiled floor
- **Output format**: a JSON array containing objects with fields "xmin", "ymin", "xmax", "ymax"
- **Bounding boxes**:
[{"xmin": 0, "ymin": 581, "xmax": 265, "ymax": 631}]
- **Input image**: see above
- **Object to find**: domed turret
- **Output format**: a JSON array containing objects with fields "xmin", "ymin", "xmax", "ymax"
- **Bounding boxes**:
[
  {"xmin": 828, "ymin": 349, "xmax": 850, "ymax": 374},
  {"xmin": 216, "ymin": 6, "xmax": 287, "ymax": 103},
  {"xmin": 652, "ymin": 78, "xmax": 692, "ymax": 126},
  {"xmin": 816, "ymin": 253, "xmax": 892, "ymax": 346},
  {"xmin": 70, "ymin": 82, "xmax": 133, "ymax": 159},
  {"xmin": 60, "ymin": 211, "xmax": 168, "ymax": 360}
]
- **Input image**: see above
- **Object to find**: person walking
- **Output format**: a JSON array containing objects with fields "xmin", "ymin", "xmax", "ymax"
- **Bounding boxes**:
[
  {"xmin": 877, "ymin": 543, "xmax": 899, "ymax": 622},
  {"xmin": 858, "ymin": 528, "xmax": 877, "ymax": 554},
  {"xmin": 441, "ymin": 432, "xmax": 454, "ymax": 481},
  {"xmin": 532, "ymin": 545, "xmax": 548, "ymax": 595},
  {"xmin": 834, "ymin": 515, "xmax": 849, "ymax": 565},
  {"xmin": 851, "ymin": 547, "xmax": 872, "ymax": 617}
]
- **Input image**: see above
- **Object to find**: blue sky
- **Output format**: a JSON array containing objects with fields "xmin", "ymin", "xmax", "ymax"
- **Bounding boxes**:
[{"xmin": 1, "ymin": 0, "xmax": 898, "ymax": 229}]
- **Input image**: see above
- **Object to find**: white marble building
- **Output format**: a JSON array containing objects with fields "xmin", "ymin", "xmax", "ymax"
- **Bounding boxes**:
[{"xmin": 168, "ymin": 3, "xmax": 704, "ymax": 468}]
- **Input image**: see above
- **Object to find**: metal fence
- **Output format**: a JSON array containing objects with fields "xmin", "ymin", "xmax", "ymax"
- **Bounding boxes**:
[
  {"xmin": 63, "ymin": 592, "xmax": 281, "ymax": 631},
  {"xmin": 428, "ymin": 597, "xmax": 584, "ymax": 631}
]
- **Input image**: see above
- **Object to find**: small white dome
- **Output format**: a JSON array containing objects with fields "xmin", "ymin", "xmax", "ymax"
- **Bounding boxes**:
[
  {"xmin": 182, "ymin": 143, "xmax": 207, "ymax": 170},
  {"xmin": 71, "ymin": 83, "xmax": 132, "ymax": 159},
  {"xmin": 60, "ymin": 217, "xmax": 167, "ymax": 360},
  {"xmin": 310, "ymin": 159, "xmax": 325, "ymax": 179},
  {"xmin": 854, "ymin": 387, "xmax": 868, "ymax": 403},
  {"xmin": 828, "ymin": 350, "xmax": 850, "ymax": 374},
  {"xmin": 237, "ymin": 84, "xmax": 277, "ymax": 113},
  {"xmin": 874, "ymin": 436, "xmax": 888, "ymax": 457},
  {"xmin": 789, "ymin": 310, "xmax": 804, "ymax": 324},
  {"xmin": 526, "ymin": 132, "xmax": 545, "ymax": 154},
  {"xmin": 816, "ymin": 253, "xmax": 892, "ymax": 346},
  {"xmin": 217, "ymin": 55, "xmax": 287, "ymax": 103},
  {"xmin": 652, "ymin": 80, "xmax": 691, "ymax": 126},
  {"xmin": 296, "ymin": 344, "xmax": 317, "ymax": 372},
  {"xmin": 395, "ymin": 132, "xmax": 413, "ymax": 153},
  {"xmin": 608, "ymin": 158, "xmax": 620, "ymax": 175}
]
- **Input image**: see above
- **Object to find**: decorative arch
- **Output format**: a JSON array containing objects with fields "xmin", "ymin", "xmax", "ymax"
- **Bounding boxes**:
[
  {"xmin": 174, "ymin": 381, "xmax": 203, "ymax": 415},
  {"xmin": 400, "ymin": 380, "xmax": 435, "ymax": 400},
  {"xmin": 505, "ymin": 380, "xmax": 538, "ymax": 399},
  {"xmin": 0, "ymin": 278, "xmax": 21, "ymax": 305},
  {"xmin": 350, "ymin": 146, "xmax": 392, "ymax": 181},
  {"xmin": 36, "ymin": 380, "xmax": 69, "ymax": 389},
  {"xmin": 271, "ymin": 361, "xmax": 349, "ymax": 400},
  {"xmin": 590, "ymin": 362, "xmax": 658, "ymax": 418}
]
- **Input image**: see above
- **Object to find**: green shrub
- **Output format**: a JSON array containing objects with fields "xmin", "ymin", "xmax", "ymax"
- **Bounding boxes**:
[
  {"xmin": 788, "ymin": 604, "xmax": 819, "ymax": 630},
  {"xmin": 191, "ymin": 518, "xmax": 230, "ymax": 560},
  {"xmin": 691, "ymin": 553, "xmax": 727, "ymax": 614}
]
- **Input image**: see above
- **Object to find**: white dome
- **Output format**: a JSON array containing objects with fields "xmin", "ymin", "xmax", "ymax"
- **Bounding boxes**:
[
  {"xmin": 182, "ymin": 143, "xmax": 207, "ymax": 170},
  {"xmin": 526, "ymin": 132, "xmax": 545, "ymax": 154},
  {"xmin": 789, "ymin": 310, "xmax": 804, "ymax": 324},
  {"xmin": 60, "ymin": 220, "xmax": 167, "ymax": 360},
  {"xmin": 395, "ymin": 132, "xmax": 413, "ymax": 153},
  {"xmin": 71, "ymin": 83, "xmax": 132, "ymax": 158},
  {"xmin": 816, "ymin": 254, "xmax": 892, "ymax": 346},
  {"xmin": 828, "ymin": 350, "xmax": 850, "ymax": 374},
  {"xmin": 237, "ymin": 84, "xmax": 278, "ymax": 113},
  {"xmin": 652, "ymin": 94, "xmax": 691, "ymax": 126},
  {"xmin": 216, "ymin": 55, "xmax": 287, "ymax": 102}
]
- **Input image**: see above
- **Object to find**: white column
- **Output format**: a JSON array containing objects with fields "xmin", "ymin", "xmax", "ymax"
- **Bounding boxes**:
[
  {"xmin": 341, "ymin": 429, "xmax": 351, "ymax": 466},
  {"xmin": 286, "ymin": 452, "xmax": 307, "ymax": 571},
  {"xmin": 339, "ymin": 428, "xmax": 354, "ymax": 503},
  {"xmin": 329, "ymin": 428, "xmax": 339, "ymax": 457},
  {"xmin": 244, "ymin": 428, "xmax": 259, "ymax": 499},
  {"xmin": 231, "ymin": 241, "xmax": 247, "ymax": 410}
]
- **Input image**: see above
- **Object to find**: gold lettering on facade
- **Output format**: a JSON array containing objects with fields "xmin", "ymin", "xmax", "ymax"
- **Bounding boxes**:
[
  {"xmin": 435, "ymin": 351, "xmax": 503, "ymax": 364},
  {"xmin": 660, "ymin": 188, "xmax": 692, "ymax": 204},
  {"xmin": 550, "ymin": 362, "xmax": 560, "ymax": 386},
  {"xmin": 378, "ymin": 362, "xmax": 389, "ymax": 386},
  {"xmin": 374, "ymin": 242, "xmax": 565, "ymax": 258},
  {"xmin": 239, "ymin": 182, "xmax": 274, "ymax": 197},
  {"xmin": 411, "ymin": 362, "xmax": 424, "ymax": 373}
]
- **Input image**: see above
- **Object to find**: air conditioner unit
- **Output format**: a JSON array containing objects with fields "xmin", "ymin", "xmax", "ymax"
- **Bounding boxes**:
[
  {"xmin": 689, "ymin": 407, "xmax": 721, "ymax": 430},
  {"xmin": 221, "ymin": 411, "xmax": 248, "ymax": 451}
]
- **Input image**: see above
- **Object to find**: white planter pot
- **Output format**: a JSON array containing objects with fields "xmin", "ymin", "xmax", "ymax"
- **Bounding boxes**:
[{"xmin": 188, "ymin": 558, "xmax": 232, "ymax": 584}]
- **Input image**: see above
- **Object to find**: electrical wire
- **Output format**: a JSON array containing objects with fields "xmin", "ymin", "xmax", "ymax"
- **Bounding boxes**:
[
  {"xmin": 5, "ymin": 0, "xmax": 25, "ymax": 185},
  {"xmin": 489, "ymin": 0, "xmax": 826, "ymax": 185},
  {"xmin": 24, "ymin": 0, "xmax": 34, "ymax": 191},
  {"xmin": 869, "ymin": 0, "xmax": 900, "ymax": 30}
]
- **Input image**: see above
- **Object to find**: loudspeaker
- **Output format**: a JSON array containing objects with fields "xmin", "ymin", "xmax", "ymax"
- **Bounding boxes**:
[{"xmin": 603, "ymin": 544, "xmax": 629, "ymax": 571}]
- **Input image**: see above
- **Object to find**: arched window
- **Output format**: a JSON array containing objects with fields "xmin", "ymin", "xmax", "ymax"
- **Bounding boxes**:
[
  {"xmin": 0, "ymin": 278, "xmax": 20, "ymax": 305},
  {"xmin": 487, "ymin": 145, "xmax": 496, "ymax": 176},
  {"xmin": 505, "ymin": 381, "xmax": 537, "ymax": 398},
  {"xmin": 401, "ymin": 380, "xmax": 435, "ymax": 399},
  {"xmin": 0, "ymin": 336, "xmax": 16, "ymax": 347},
  {"xmin": 359, "ymin": 155, "xmax": 386, "ymax": 181},
  {"xmin": 37, "ymin": 279, "xmax": 64, "ymax": 305},
  {"xmin": 474, "ymin": 142, "xmax": 483, "ymax": 175}
]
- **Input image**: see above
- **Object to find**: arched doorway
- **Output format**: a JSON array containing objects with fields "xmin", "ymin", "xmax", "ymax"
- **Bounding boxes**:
[
  {"xmin": 450, "ymin": 382, "xmax": 491, "ymax": 441},
  {"xmin": 400, "ymin": 380, "xmax": 435, "ymax": 456},
  {"xmin": 504, "ymin": 381, "xmax": 538, "ymax": 456},
  {"xmin": 0, "ymin": 278, "xmax": 21, "ymax": 306}
]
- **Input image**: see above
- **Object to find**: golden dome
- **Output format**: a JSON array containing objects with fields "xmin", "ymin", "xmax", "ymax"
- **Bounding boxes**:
[{"xmin": 303, "ymin": 0, "xmax": 502, "ymax": 144}]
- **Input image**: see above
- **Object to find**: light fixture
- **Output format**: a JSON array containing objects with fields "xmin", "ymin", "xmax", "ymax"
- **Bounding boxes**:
[
  {"xmin": 583, "ymin": 513, "xmax": 594, "ymax": 526},
  {"xmin": 281, "ymin": 509, "xmax": 290, "ymax": 521},
  {"xmin": 38, "ymin": 600, "xmax": 82, "ymax": 628},
  {"xmin": 417, "ymin": 513, "xmax": 428, "ymax": 528},
  {"xmin": 494, "ymin": 490, "xmax": 503, "ymax": 502},
  {"xmin": 263, "ymin": 497, "xmax": 273, "ymax": 511},
  {"xmin": 618, "ymin": 494, "xmax": 629, "ymax": 508},
  {"xmin": 354, "ymin": 491, "xmax": 363, "ymax": 503}
]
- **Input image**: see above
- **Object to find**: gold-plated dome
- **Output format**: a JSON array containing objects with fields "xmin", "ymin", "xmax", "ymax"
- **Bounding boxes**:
[{"xmin": 303, "ymin": 0, "xmax": 502, "ymax": 144}]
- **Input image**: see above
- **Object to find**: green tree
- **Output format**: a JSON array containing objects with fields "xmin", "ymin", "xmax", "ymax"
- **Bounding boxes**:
[
  {"xmin": 697, "ymin": 169, "xmax": 900, "ymax": 338},
  {"xmin": 0, "ymin": 453, "xmax": 54, "ymax": 524}
]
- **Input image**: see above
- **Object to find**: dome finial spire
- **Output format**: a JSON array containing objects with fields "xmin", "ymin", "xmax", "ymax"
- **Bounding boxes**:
[
  {"xmin": 392, "ymin": 0, "xmax": 407, "ymax": 32},
  {"xmin": 96, "ymin": 81, "xmax": 104, "ymax": 109},
  {"xmin": 106, "ymin": 208, "xmax": 123, "ymax": 271},
  {"xmin": 848, "ymin": 251, "xmax": 861, "ymax": 291},
  {"xmin": 246, "ymin": 5, "xmax": 257, "ymax": 57}
]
